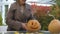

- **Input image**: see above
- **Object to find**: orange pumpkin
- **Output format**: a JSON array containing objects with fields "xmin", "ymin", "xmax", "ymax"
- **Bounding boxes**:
[
  {"xmin": 27, "ymin": 20, "xmax": 41, "ymax": 32},
  {"xmin": 48, "ymin": 19, "xmax": 60, "ymax": 33}
]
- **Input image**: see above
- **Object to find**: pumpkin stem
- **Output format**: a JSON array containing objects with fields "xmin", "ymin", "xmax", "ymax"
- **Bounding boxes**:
[
  {"xmin": 48, "ymin": 14, "xmax": 55, "ymax": 19},
  {"xmin": 47, "ymin": 11, "xmax": 55, "ymax": 19}
]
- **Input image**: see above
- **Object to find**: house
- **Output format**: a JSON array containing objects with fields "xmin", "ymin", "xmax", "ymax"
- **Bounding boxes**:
[{"xmin": 0, "ymin": 0, "xmax": 15, "ymax": 25}]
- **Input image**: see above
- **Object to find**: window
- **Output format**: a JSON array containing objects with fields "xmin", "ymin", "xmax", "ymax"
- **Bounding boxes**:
[
  {"xmin": 0, "ymin": 0, "xmax": 3, "ymax": 2},
  {"xmin": 5, "ymin": 5, "xmax": 8, "ymax": 16},
  {"xmin": 6, "ymin": 0, "xmax": 8, "ymax": 1}
]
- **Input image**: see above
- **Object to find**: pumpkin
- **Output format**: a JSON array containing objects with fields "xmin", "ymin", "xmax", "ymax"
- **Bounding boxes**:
[
  {"xmin": 26, "ymin": 20, "xmax": 41, "ymax": 32},
  {"xmin": 48, "ymin": 19, "xmax": 60, "ymax": 33}
]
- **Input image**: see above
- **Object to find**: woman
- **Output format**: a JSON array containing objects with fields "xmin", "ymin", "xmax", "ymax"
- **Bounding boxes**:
[{"xmin": 6, "ymin": 0, "xmax": 35, "ymax": 31}]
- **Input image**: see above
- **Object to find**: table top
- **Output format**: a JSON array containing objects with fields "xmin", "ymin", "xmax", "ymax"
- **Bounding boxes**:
[{"xmin": 0, "ymin": 31, "xmax": 51, "ymax": 34}]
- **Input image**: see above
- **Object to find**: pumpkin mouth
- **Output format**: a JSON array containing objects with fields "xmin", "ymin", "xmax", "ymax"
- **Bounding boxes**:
[{"xmin": 30, "ymin": 26, "xmax": 39, "ymax": 29}]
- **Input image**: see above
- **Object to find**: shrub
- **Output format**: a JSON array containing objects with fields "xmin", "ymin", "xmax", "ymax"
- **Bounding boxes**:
[{"xmin": 0, "ymin": 12, "xmax": 2, "ymax": 26}]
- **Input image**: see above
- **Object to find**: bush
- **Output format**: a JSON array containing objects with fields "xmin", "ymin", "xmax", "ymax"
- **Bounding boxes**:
[
  {"xmin": 34, "ymin": 15, "xmax": 53, "ymax": 31},
  {"xmin": 0, "ymin": 12, "xmax": 2, "ymax": 26},
  {"xmin": 33, "ymin": 6, "xmax": 53, "ymax": 31},
  {"xmin": 34, "ymin": 5, "xmax": 60, "ymax": 31}
]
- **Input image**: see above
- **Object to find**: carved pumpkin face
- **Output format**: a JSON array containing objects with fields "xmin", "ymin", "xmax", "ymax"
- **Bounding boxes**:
[
  {"xmin": 48, "ymin": 19, "xmax": 60, "ymax": 33},
  {"xmin": 27, "ymin": 20, "xmax": 41, "ymax": 32}
]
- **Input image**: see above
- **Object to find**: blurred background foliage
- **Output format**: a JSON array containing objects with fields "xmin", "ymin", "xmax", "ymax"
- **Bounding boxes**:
[
  {"xmin": 33, "ymin": 0, "xmax": 60, "ymax": 31},
  {"xmin": 0, "ymin": 11, "xmax": 2, "ymax": 26},
  {"xmin": 50, "ymin": 0, "xmax": 60, "ymax": 19}
]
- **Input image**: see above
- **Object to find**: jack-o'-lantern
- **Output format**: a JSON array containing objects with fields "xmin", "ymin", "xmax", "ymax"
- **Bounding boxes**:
[{"xmin": 27, "ymin": 20, "xmax": 41, "ymax": 32}]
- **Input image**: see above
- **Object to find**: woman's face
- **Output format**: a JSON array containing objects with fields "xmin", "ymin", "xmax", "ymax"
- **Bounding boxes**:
[{"xmin": 18, "ymin": 0, "xmax": 26, "ymax": 5}]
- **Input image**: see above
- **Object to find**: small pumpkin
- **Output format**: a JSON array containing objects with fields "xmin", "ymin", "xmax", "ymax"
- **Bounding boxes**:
[
  {"xmin": 48, "ymin": 19, "xmax": 60, "ymax": 33},
  {"xmin": 27, "ymin": 20, "xmax": 41, "ymax": 32}
]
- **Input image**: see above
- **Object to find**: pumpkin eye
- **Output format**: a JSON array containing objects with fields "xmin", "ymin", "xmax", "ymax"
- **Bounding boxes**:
[{"xmin": 32, "ymin": 22, "xmax": 33, "ymax": 25}]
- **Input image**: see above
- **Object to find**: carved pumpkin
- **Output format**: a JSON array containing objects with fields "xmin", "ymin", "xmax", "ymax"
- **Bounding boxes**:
[
  {"xmin": 48, "ymin": 19, "xmax": 60, "ymax": 33},
  {"xmin": 27, "ymin": 20, "xmax": 41, "ymax": 32}
]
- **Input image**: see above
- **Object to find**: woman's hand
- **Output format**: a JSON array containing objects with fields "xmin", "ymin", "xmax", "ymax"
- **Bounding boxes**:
[{"xmin": 21, "ymin": 23, "xmax": 27, "ymax": 30}]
